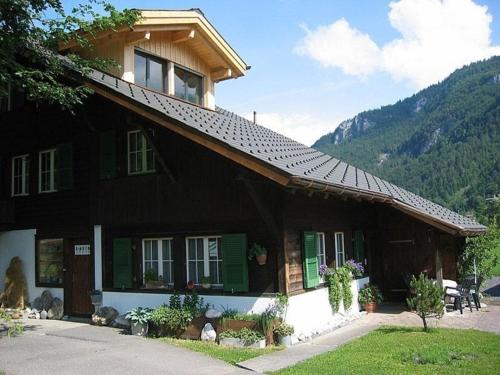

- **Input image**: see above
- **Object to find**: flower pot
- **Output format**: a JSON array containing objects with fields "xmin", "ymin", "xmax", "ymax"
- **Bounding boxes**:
[
  {"xmin": 278, "ymin": 335, "xmax": 293, "ymax": 347},
  {"xmin": 202, "ymin": 283, "xmax": 211, "ymax": 289},
  {"xmin": 131, "ymin": 322, "xmax": 148, "ymax": 336},
  {"xmin": 145, "ymin": 281, "xmax": 163, "ymax": 289},
  {"xmin": 256, "ymin": 254, "xmax": 267, "ymax": 265},
  {"xmin": 363, "ymin": 303, "xmax": 377, "ymax": 313},
  {"xmin": 220, "ymin": 337, "xmax": 266, "ymax": 348}
]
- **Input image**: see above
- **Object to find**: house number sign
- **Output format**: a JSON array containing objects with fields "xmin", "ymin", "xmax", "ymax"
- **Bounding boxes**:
[{"xmin": 74, "ymin": 245, "xmax": 91, "ymax": 256}]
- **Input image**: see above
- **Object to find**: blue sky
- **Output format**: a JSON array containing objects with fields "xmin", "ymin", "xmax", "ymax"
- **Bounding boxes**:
[{"xmin": 61, "ymin": 0, "xmax": 500, "ymax": 145}]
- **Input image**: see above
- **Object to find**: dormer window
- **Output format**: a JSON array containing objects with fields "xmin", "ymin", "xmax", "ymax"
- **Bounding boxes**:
[
  {"xmin": 174, "ymin": 66, "xmax": 202, "ymax": 105},
  {"xmin": 134, "ymin": 50, "xmax": 167, "ymax": 93}
]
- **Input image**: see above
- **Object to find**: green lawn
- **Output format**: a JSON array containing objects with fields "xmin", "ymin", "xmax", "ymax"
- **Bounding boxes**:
[
  {"xmin": 158, "ymin": 338, "xmax": 282, "ymax": 365},
  {"xmin": 273, "ymin": 327, "xmax": 500, "ymax": 375}
]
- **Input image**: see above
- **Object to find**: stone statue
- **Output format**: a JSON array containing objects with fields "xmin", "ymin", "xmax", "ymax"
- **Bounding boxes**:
[{"xmin": 0, "ymin": 256, "xmax": 28, "ymax": 309}]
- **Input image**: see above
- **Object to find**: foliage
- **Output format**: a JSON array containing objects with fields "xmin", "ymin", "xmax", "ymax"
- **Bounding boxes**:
[
  {"xmin": 313, "ymin": 57, "xmax": 500, "ymax": 223},
  {"xmin": 273, "ymin": 322, "xmax": 294, "ymax": 337},
  {"xmin": 219, "ymin": 328, "xmax": 264, "ymax": 344},
  {"xmin": 406, "ymin": 274, "xmax": 444, "ymax": 331},
  {"xmin": 459, "ymin": 224, "xmax": 500, "ymax": 282},
  {"xmin": 259, "ymin": 305, "xmax": 278, "ymax": 335},
  {"xmin": 143, "ymin": 269, "xmax": 158, "ymax": 283},
  {"xmin": 0, "ymin": 308, "xmax": 24, "ymax": 337},
  {"xmin": 0, "ymin": 0, "xmax": 140, "ymax": 109},
  {"xmin": 273, "ymin": 327, "xmax": 500, "ymax": 375},
  {"xmin": 169, "ymin": 292, "xmax": 182, "ymax": 310},
  {"xmin": 150, "ymin": 305, "xmax": 193, "ymax": 337},
  {"xmin": 325, "ymin": 266, "xmax": 354, "ymax": 313},
  {"xmin": 182, "ymin": 291, "xmax": 208, "ymax": 317},
  {"xmin": 344, "ymin": 259, "xmax": 364, "ymax": 278},
  {"xmin": 200, "ymin": 276, "xmax": 211, "ymax": 284},
  {"xmin": 159, "ymin": 337, "xmax": 282, "ymax": 365},
  {"xmin": 358, "ymin": 284, "xmax": 383, "ymax": 305},
  {"xmin": 125, "ymin": 307, "xmax": 152, "ymax": 325},
  {"xmin": 326, "ymin": 272, "xmax": 342, "ymax": 313},
  {"xmin": 247, "ymin": 243, "xmax": 267, "ymax": 260},
  {"xmin": 275, "ymin": 293, "xmax": 289, "ymax": 319}
]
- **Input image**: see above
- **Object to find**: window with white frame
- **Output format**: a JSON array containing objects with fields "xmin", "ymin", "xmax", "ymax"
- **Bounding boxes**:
[
  {"xmin": 128, "ymin": 130, "xmax": 155, "ymax": 175},
  {"xmin": 143, "ymin": 238, "xmax": 174, "ymax": 286},
  {"xmin": 316, "ymin": 232, "xmax": 326, "ymax": 271},
  {"xmin": 335, "ymin": 232, "xmax": 345, "ymax": 268},
  {"xmin": 12, "ymin": 155, "xmax": 29, "ymax": 196},
  {"xmin": 39, "ymin": 149, "xmax": 56, "ymax": 193},
  {"xmin": 186, "ymin": 236, "xmax": 222, "ymax": 286}
]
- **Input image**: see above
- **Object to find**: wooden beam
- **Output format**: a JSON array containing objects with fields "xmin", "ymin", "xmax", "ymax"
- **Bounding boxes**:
[
  {"xmin": 435, "ymin": 246, "xmax": 443, "ymax": 289},
  {"xmin": 172, "ymin": 29, "xmax": 195, "ymax": 43},
  {"xmin": 125, "ymin": 114, "xmax": 176, "ymax": 183},
  {"xmin": 211, "ymin": 68, "xmax": 232, "ymax": 81},
  {"xmin": 86, "ymin": 81, "xmax": 291, "ymax": 187},
  {"xmin": 125, "ymin": 31, "xmax": 151, "ymax": 45}
]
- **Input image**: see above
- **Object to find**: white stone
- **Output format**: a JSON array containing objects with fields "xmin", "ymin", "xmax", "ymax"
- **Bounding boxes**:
[
  {"xmin": 200, "ymin": 323, "xmax": 216, "ymax": 341},
  {"xmin": 205, "ymin": 308, "xmax": 222, "ymax": 319},
  {"xmin": 40, "ymin": 309, "xmax": 47, "ymax": 319}
]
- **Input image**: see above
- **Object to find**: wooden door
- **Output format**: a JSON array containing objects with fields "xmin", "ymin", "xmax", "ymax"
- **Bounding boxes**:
[
  {"xmin": 382, "ymin": 242, "xmax": 415, "ymax": 301},
  {"xmin": 64, "ymin": 239, "xmax": 94, "ymax": 315}
]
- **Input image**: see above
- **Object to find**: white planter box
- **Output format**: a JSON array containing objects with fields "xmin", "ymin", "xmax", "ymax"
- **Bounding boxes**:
[{"xmin": 219, "ymin": 337, "xmax": 266, "ymax": 348}]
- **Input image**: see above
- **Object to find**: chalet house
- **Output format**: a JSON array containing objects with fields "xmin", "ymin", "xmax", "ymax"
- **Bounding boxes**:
[{"xmin": 0, "ymin": 9, "xmax": 486, "ymax": 338}]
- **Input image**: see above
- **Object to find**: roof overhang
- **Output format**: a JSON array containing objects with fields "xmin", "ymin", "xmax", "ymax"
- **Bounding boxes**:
[{"xmin": 59, "ymin": 9, "xmax": 248, "ymax": 81}]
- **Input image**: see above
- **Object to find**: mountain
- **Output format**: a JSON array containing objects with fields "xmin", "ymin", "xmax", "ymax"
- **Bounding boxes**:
[{"xmin": 313, "ymin": 56, "xmax": 500, "ymax": 220}]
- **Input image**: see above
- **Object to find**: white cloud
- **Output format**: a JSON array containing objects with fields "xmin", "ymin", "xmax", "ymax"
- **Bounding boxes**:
[
  {"xmin": 243, "ymin": 112, "xmax": 338, "ymax": 146},
  {"xmin": 295, "ymin": 0, "xmax": 500, "ymax": 88}
]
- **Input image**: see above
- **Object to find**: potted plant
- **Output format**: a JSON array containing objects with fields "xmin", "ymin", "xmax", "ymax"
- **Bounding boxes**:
[
  {"xmin": 144, "ymin": 269, "xmax": 162, "ymax": 289},
  {"xmin": 274, "ymin": 322, "xmax": 294, "ymax": 347},
  {"xmin": 125, "ymin": 307, "xmax": 152, "ymax": 336},
  {"xmin": 200, "ymin": 276, "xmax": 211, "ymax": 289},
  {"xmin": 219, "ymin": 328, "xmax": 265, "ymax": 348},
  {"xmin": 186, "ymin": 280, "xmax": 195, "ymax": 290},
  {"xmin": 248, "ymin": 243, "xmax": 268, "ymax": 265},
  {"xmin": 358, "ymin": 284, "xmax": 383, "ymax": 313}
]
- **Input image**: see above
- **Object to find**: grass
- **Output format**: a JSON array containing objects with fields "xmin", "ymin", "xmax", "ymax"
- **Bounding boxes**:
[
  {"xmin": 273, "ymin": 327, "xmax": 500, "ymax": 375},
  {"xmin": 158, "ymin": 337, "xmax": 282, "ymax": 365}
]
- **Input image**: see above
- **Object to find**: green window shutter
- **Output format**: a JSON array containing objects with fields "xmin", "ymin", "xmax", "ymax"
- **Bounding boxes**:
[
  {"xmin": 221, "ymin": 233, "xmax": 249, "ymax": 292},
  {"xmin": 303, "ymin": 231, "xmax": 319, "ymax": 289},
  {"xmin": 100, "ymin": 130, "xmax": 116, "ymax": 179},
  {"xmin": 353, "ymin": 230, "xmax": 365, "ymax": 263},
  {"xmin": 113, "ymin": 238, "xmax": 133, "ymax": 289},
  {"xmin": 55, "ymin": 143, "xmax": 73, "ymax": 190}
]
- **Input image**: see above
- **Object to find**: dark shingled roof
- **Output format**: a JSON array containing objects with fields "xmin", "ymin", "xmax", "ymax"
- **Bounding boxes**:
[{"xmin": 85, "ymin": 68, "xmax": 486, "ymax": 234}]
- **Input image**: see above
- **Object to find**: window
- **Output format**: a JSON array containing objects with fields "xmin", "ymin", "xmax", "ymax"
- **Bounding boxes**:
[
  {"xmin": 39, "ymin": 149, "xmax": 56, "ymax": 193},
  {"xmin": 134, "ymin": 50, "xmax": 168, "ymax": 93},
  {"xmin": 316, "ymin": 232, "xmax": 326, "ymax": 272},
  {"xmin": 12, "ymin": 155, "xmax": 29, "ymax": 196},
  {"xmin": 174, "ymin": 66, "xmax": 203, "ymax": 105},
  {"xmin": 143, "ymin": 238, "xmax": 174, "ymax": 286},
  {"xmin": 37, "ymin": 239, "xmax": 63, "ymax": 286},
  {"xmin": 127, "ymin": 130, "xmax": 155, "ymax": 174},
  {"xmin": 186, "ymin": 236, "xmax": 222, "ymax": 286},
  {"xmin": 0, "ymin": 82, "xmax": 24, "ymax": 113},
  {"xmin": 335, "ymin": 232, "xmax": 345, "ymax": 268}
]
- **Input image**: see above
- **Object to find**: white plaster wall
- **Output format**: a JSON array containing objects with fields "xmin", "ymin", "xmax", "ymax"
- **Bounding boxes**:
[
  {"xmin": 0, "ymin": 229, "xmax": 63, "ymax": 303},
  {"xmin": 103, "ymin": 291, "xmax": 275, "ymax": 315},
  {"xmin": 285, "ymin": 276, "xmax": 370, "ymax": 339}
]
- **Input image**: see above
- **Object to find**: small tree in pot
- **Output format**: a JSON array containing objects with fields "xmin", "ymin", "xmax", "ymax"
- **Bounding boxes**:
[
  {"xmin": 406, "ymin": 273, "xmax": 444, "ymax": 331},
  {"xmin": 274, "ymin": 322, "xmax": 294, "ymax": 347},
  {"xmin": 358, "ymin": 284, "xmax": 383, "ymax": 313},
  {"xmin": 125, "ymin": 307, "xmax": 152, "ymax": 336}
]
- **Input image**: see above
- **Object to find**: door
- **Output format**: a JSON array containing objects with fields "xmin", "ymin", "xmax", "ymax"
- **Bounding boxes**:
[{"xmin": 64, "ymin": 238, "xmax": 94, "ymax": 315}]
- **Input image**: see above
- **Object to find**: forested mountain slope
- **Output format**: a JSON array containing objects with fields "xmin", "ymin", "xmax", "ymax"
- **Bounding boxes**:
[{"xmin": 313, "ymin": 56, "xmax": 499, "ymax": 218}]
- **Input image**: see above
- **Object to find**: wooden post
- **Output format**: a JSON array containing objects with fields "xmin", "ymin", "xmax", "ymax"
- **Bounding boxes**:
[{"xmin": 435, "ymin": 247, "xmax": 443, "ymax": 289}]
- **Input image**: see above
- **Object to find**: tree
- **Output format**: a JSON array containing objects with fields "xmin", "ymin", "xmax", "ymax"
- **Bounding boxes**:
[
  {"xmin": 0, "ymin": 0, "xmax": 139, "ymax": 109},
  {"xmin": 406, "ymin": 273, "xmax": 444, "ymax": 331},
  {"xmin": 459, "ymin": 224, "xmax": 500, "ymax": 284}
]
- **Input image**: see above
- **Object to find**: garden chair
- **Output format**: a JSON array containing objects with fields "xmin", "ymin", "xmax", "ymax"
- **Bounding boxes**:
[
  {"xmin": 444, "ymin": 276, "xmax": 475, "ymax": 314},
  {"xmin": 470, "ymin": 276, "xmax": 483, "ymax": 309}
]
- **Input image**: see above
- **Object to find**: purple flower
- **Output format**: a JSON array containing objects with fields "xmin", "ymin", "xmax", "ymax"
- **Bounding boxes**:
[
  {"xmin": 319, "ymin": 264, "xmax": 329, "ymax": 276},
  {"xmin": 345, "ymin": 259, "xmax": 364, "ymax": 276}
]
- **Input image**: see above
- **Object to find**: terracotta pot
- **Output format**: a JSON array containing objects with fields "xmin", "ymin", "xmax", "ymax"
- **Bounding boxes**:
[
  {"xmin": 364, "ymin": 302, "xmax": 377, "ymax": 313},
  {"xmin": 256, "ymin": 254, "xmax": 267, "ymax": 265}
]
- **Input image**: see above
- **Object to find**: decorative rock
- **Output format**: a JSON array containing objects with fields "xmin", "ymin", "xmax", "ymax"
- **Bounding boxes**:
[
  {"xmin": 205, "ymin": 308, "xmax": 222, "ymax": 319},
  {"xmin": 0, "ymin": 257, "xmax": 28, "ymax": 309},
  {"xmin": 32, "ymin": 297, "xmax": 43, "ymax": 311},
  {"xmin": 47, "ymin": 298, "xmax": 64, "ymax": 320},
  {"xmin": 40, "ymin": 290, "xmax": 54, "ymax": 311},
  {"xmin": 40, "ymin": 309, "xmax": 48, "ymax": 319},
  {"xmin": 112, "ymin": 314, "xmax": 131, "ymax": 329},
  {"xmin": 200, "ymin": 323, "xmax": 217, "ymax": 341},
  {"xmin": 92, "ymin": 306, "xmax": 118, "ymax": 326}
]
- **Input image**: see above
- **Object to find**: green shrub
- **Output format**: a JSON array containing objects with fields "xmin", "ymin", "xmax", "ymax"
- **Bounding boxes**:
[
  {"xmin": 150, "ymin": 305, "xmax": 193, "ymax": 337},
  {"xmin": 219, "ymin": 328, "xmax": 264, "ymax": 344},
  {"xmin": 273, "ymin": 323, "xmax": 294, "ymax": 337},
  {"xmin": 358, "ymin": 284, "xmax": 383, "ymax": 305},
  {"xmin": 406, "ymin": 273, "xmax": 444, "ymax": 331},
  {"xmin": 125, "ymin": 307, "xmax": 152, "ymax": 325}
]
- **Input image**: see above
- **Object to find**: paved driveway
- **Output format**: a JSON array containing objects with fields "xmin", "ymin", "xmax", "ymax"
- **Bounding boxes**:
[{"xmin": 0, "ymin": 320, "xmax": 247, "ymax": 375}]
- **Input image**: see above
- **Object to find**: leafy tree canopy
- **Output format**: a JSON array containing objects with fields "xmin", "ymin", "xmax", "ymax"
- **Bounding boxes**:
[{"xmin": 0, "ymin": 0, "xmax": 140, "ymax": 108}]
